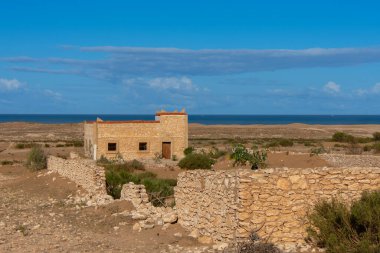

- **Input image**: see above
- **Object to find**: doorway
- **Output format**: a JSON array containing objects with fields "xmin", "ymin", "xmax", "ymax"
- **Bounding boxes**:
[{"xmin": 162, "ymin": 142, "xmax": 171, "ymax": 159}]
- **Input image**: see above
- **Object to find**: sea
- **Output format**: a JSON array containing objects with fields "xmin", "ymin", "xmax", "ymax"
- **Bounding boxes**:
[{"xmin": 0, "ymin": 114, "xmax": 380, "ymax": 125}]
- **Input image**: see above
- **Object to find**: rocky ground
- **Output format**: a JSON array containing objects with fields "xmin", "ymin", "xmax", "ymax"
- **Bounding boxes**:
[{"xmin": 0, "ymin": 164, "xmax": 220, "ymax": 253}]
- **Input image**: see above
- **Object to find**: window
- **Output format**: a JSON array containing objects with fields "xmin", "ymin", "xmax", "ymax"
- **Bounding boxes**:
[
  {"xmin": 139, "ymin": 142, "xmax": 148, "ymax": 151},
  {"xmin": 108, "ymin": 143, "xmax": 117, "ymax": 151}
]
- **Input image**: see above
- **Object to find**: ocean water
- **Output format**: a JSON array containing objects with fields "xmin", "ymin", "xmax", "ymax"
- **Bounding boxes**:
[{"xmin": 0, "ymin": 114, "xmax": 380, "ymax": 125}]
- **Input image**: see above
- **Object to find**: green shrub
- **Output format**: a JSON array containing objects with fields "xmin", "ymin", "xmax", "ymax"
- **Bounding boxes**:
[
  {"xmin": 363, "ymin": 145, "xmax": 373, "ymax": 152},
  {"xmin": 105, "ymin": 169, "xmax": 176, "ymax": 206},
  {"xmin": 44, "ymin": 143, "xmax": 50, "ymax": 148},
  {"xmin": 279, "ymin": 139, "xmax": 294, "ymax": 147},
  {"xmin": 265, "ymin": 140, "xmax": 280, "ymax": 148},
  {"xmin": 97, "ymin": 155, "xmax": 110, "ymax": 164},
  {"xmin": 72, "ymin": 140, "xmax": 84, "ymax": 147},
  {"xmin": 183, "ymin": 146, "xmax": 194, "ymax": 156},
  {"xmin": 56, "ymin": 144, "xmax": 65, "ymax": 147},
  {"xmin": 332, "ymin": 132, "xmax": 356, "ymax": 143},
  {"xmin": 310, "ymin": 146, "xmax": 327, "ymax": 155},
  {"xmin": 230, "ymin": 144, "xmax": 267, "ymax": 170},
  {"xmin": 307, "ymin": 191, "xmax": 380, "ymax": 253},
  {"xmin": 15, "ymin": 143, "xmax": 33, "ymax": 149},
  {"xmin": 127, "ymin": 159, "xmax": 145, "ymax": 170},
  {"xmin": 178, "ymin": 153, "xmax": 215, "ymax": 170},
  {"xmin": 1, "ymin": 160, "xmax": 14, "ymax": 165},
  {"xmin": 373, "ymin": 142, "xmax": 380, "ymax": 153},
  {"xmin": 26, "ymin": 145, "xmax": 47, "ymax": 171},
  {"xmin": 208, "ymin": 147, "xmax": 227, "ymax": 159},
  {"xmin": 373, "ymin": 132, "xmax": 380, "ymax": 141}
]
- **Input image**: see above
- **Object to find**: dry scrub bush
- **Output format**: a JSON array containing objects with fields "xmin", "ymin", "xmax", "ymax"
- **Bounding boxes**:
[
  {"xmin": 26, "ymin": 145, "xmax": 47, "ymax": 171},
  {"xmin": 307, "ymin": 191, "xmax": 380, "ymax": 253},
  {"xmin": 178, "ymin": 153, "xmax": 215, "ymax": 170},
  {"xmin": 238, "ymin": 232, "xmax": 283, "ymax": 253}
]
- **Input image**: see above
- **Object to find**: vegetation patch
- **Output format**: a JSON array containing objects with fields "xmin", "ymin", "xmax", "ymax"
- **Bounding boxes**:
[
  {"xmin": 0, "ymin": 160, "xmax": 14, "ymax": 165},
  {"xmin": 183, "ymin": 146, "xmax": 194, "ymax": 156},
  {"xmin": 178, "ymin": 153, "xmax": 215, "ymax": 170},
  {"xmin": 105, "ymin": 168, "xmax": 176, "ymax": 206},
  {"xmin": 26, "ymin": 145, "xmax": 47, "ymax": 171},
  {"xmin": 208, "ymin": 147, "xmax": 227, "ymax": 159},
  {"xmin": 307, "ymin": 190, "xmax": 380, "ymax": 253},
  {"xmin": 15, "ymin": 143, "xmax": 33, "ymax": 149},
  {"xmin": 230, "ymin": 144, "xmax": 267, "ymax": 170}
]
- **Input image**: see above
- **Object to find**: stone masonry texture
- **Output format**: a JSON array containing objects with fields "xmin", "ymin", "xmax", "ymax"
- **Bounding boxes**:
[
  {"xmin": 320, "ymin": 153, "xmax": 380, "ymax": 167},
  {"xmin": 174, "ymin": 167, "xmax": 380, "ymax": 251},
  {"xmin": 84, "ymin": 112, "xmax": 188, "ymax": 161},
  {"xmin": 47, "ymin": 156, "xmax": 107, "ymax": 196}
]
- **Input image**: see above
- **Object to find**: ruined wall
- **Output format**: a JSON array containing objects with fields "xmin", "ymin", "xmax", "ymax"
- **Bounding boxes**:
[
  {"xmin": 47, "ymin": 156, "xmax": 107, "ymax": 195},
  {"xmin": 320, "ymin": 153, "xmax": 380, "ymax": 167},
  {"xmin": 175, "ymin": 170, "xmax": 240, "ymax": 242},
  {"xmin": 175, "ymin": 167, "xmax": 380, "ymax": 251},
  {"xmin": 237, "ymin": 167, "xmax": 380, "ymax": 251}
]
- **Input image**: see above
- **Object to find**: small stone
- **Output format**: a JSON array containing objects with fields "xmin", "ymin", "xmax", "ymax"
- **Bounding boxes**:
[
  {"xmin": 156, "ymin": 218, "xmax": 164, "ymax": 226},
  {"xmin": 32, "ymin": 224, "xmax": 40, "ymax": 230},
  {"xmin": 162, "ymin": 223, "xmax": 170, "ymax": 230},
  {"xmin": 113, "ymin": 226, "xmax": 119, "ymax": 231},
  {"xmin": 174, "ymin": 232, "xmax": 182, "ymax": 238},
  {"xmin": 198, "ymin": 235, "xmax": 213, "ymax": 244},
  {"xmin": 131, "ymin": 212, "xmax": 147, "ymax": 220},
  {"xmin": 162, "ymin": 212, "xmax": 178, "ymax": 224},
  {"xmin": 132, "ymin": 223, "xmax": 141, "ymax": 232},
  {"xmin": 213, "ymin": 243, "xmax": 229, "ymax": 251},
  {"xmin": 188, "ymin": 229, "xmax": 199, "ymax": 239}
]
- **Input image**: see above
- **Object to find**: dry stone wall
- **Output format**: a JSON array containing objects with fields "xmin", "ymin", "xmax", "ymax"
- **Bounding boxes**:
[
  {"xmin": 175, "ymin": 167, "xmax": 380, "ymax": 251},
  {"xmin": 47, "ymin": 156, "xmax": 107, "ymax": 195},
  {"xmin": 175, "ymin": 170, "xmax": 240, "ymax": 242},
  {"xmin": 320, "ymin": 153, "xmax": 380, "ymax": 167}
]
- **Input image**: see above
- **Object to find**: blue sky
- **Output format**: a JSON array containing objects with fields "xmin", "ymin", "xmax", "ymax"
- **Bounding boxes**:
[{"xmin": 1, "ymin": 0, "xmax": 380, "ymax": 114}]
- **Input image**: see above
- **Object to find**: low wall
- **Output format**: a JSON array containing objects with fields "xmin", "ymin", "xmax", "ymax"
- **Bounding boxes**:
[
  {"xmin": 321, "ymin": 154, "xmax": 380, "ymax": 167},
  {"xmin": 175, "ymin": 170, "xmax": 240, "ymax": 242},
  {"xmin": 175, "ymin": 167, "xmax": 380, "ymax": 251},
  {"xmin": 47, "ymin": 156, "xmax": 107, "ymax": 195}
]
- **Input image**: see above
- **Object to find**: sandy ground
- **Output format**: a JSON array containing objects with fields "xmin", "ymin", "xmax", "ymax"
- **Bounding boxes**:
[
  {"xmin": 0, "ymin": 165, "xmax": 201, "ymax": 253},
  {"xmin": 189, "ymin": 123, "xmax": 380, "ymax": 140},
  {"xmin": 0, "ymin": 122, "xmax": 379, "ymax": 142}
]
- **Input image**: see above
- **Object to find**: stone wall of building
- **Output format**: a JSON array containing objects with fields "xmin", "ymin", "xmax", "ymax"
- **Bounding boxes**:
[
  {"xmin": 175, "ymin": 167, "xmax": 380, "ymax": 251},
  {"xmin": 320, "ymin": 153, "xmax": 380, "ymax": 167},
  {"xmin": 174, "ymin": 170, "xmax": 240, "ymax": 242},
  {"xmin": 84, "ymin": 113, "xmax": 188, "ymax": 161},
  {"xmin": 47, "ymin": 156, "xmax": 107, "ymax": 196}
]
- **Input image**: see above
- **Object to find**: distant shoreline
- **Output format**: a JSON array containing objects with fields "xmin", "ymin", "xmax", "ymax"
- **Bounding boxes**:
[{"xmin": 1, "ymin": 114, "xmax": 380, "ymax": 125}]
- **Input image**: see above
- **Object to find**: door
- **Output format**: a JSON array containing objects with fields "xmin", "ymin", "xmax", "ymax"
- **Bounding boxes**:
[{"xmin": 162, "ymin": 142, "xmax": 171, "ymax": 159}]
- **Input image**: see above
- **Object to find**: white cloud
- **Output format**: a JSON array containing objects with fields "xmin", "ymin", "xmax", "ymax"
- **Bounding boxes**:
[
  {"xmin": 323, "ymin": 81, "xmax": 340, "ymax": 93},
  {"xmin": 44, "ymin": 89, "xmax": 62, "ymax": 100},
  {"xmin": 0, "ymin": 78, "xmax": 22, "ymax": 91},
  {"xmin": 372, "ymin": 83, "xmax": 380, "ymax": 93},
  {"xmin": 148, "ymin": 77, "xmax": 198, "ymax": 91},
  {"xmin": 355, "ymin": 83, "xmax": 380, "ymax": 96}
]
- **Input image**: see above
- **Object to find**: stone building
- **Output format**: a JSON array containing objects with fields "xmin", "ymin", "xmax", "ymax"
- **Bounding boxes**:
[{"xmin": 84, "ymin": 110, "xmax": 188, "ymax": 160}]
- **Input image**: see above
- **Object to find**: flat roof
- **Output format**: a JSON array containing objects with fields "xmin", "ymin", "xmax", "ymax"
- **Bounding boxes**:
[
  {"xmin": 85, "ymin": 120, "xmax": 159, "ymax": 124},
  {"xmin": 155, "ymin": 112, "xmax": 187, "ymax": 116}
]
